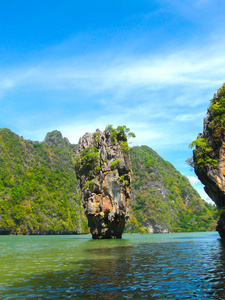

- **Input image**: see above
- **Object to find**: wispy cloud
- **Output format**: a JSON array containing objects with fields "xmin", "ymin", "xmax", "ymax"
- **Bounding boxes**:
[
  {"xmin": 188, "ymin": 176, "xmax": 201, "ymax": 186},
  {"xmin": 174, "ymin": 112, "xmax": 206, "ymax": 122},
  {"xmin": 7, "ymin": 37, "xmax": 223, "ymax": 153},
  {"xmin": 1, "ymin": 36, "xmax": 225, "ymax": 99},
  {"xmin": 187, "ymin": 176, "xmax": 214, "ymax": 203},
  {"xmin": 1, "ymin": 34, "xmax": 224, "ymax": 194}
]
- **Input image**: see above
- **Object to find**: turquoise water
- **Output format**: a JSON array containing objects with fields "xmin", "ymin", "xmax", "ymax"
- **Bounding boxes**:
[{"xmin": 0, "ymin": 232, "xmax": 224, "ymax": 299}]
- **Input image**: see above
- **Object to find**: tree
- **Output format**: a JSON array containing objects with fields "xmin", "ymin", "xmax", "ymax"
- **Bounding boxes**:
[{"xmin": 105, "ymin": 125, "xmax": 136, "ymax": 143}]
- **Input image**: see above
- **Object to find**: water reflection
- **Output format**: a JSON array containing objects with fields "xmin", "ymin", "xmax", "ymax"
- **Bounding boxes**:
[
  {"xmin": 207, "ymin": 239, "xmax": 225, "ymax": 299},
  {"xmin": 1, "ymin": 232, "xmax": 225, "ymax": 299}
]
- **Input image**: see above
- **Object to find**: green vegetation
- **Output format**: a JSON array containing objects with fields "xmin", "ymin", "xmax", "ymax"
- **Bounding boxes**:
[
  {"xmin": 208, "ymin": 83, "xmax": 225, "ymax": 143},
  {"xmin": 119, "ymin": 175, "xmax": 124, "ymax": 183},
  {"xmin": 118, "ymin": 175, "xmax": 129, "ymax": 186},
  {"xmin": 0, "ymin": 129, "xmax": 88, "ymax": 234},
  {"xmin": 92, "ymin": 132, "xmax": 101, "ymax": 145},
  {"xmin": 120, "ymin": 141, "xmax": 129, "ymax": 155},
  {"xmin": 0, "ymin": 128, "xmax": 217, "ymax": 235},
  {"xmin": 125, "ymin": 146, "xmax": 217, "ymax": 233},
  {"xmin": 110, "ymin": 159, "xmax": 121, "ymax": 170},
  {"xmin": 83, "ymin": 180, "xmax": 95, "ymax": 190},
  {"xmin": 75, "ymin": 146, "xmax": 100, "ymax": 176},
  {"xmin": 105, "ymin": 124, "xmax": 135, "ymax": 144},
  {"xmin": 188, "ymin": 83, "xmax": 225, "ymax": 170},
  {"xmin": 189, "ymin": 138, "xmax": 217, "ymax": 169}
]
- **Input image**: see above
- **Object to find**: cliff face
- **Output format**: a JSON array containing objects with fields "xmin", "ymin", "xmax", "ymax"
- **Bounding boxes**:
[
  {"xmin": 192, "ymin": 84, "xmax": 225, "ymax": 237},
  {"xmin": 75, "ymin": 127, "xmax": 132, "ymax": 239}
]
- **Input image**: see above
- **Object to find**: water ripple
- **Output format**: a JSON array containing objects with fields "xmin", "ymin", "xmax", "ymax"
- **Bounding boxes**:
[{"xmin": 0, "ymin": 232, "xmax": 225, "ymax": 299}]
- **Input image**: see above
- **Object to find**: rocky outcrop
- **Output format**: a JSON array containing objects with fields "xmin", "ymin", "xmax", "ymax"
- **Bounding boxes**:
[
  {"xmin": 44, "ymin": 130, "xmax": 70, "ymax": 148},
  {"xmin": 147, "ymin": 220, "xmax": 170, "ymax": 233},
  {"xmin": 75, "ymin": 127, "xmax": 132, "ymax": 239},
  {"xmin": 192, "ymin": 84, "xmax": 225, "ymax": 237}
]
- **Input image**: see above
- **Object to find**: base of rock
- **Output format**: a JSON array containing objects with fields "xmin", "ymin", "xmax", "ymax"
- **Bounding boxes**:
[
  {"xmin": 88, "ymin": 213, "xmax": 126, "ymax": 239},
  {"xmin": 92, "ymin": 234, "xmax": 122, "ymax": 239},
  {"xmin": 216, "ymin": 213, "xmax": 225, "ymax": 238}
]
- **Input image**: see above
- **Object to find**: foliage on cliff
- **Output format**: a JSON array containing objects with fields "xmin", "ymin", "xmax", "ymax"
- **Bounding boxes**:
[
  {"xmin": 189, "ymin": 83, "xmax": 225, "ymax": 170},
  {"xmin": 104, "ymin": 125, "xmax": 136, "ymax": 144},
  {"xmin": 208, "ymin": 83, "xmax": 225, "ymax": 144},
  {"xmin": 189, "ymin": 138, "xmax": 217, "ymax": 170},
  {"xmin": 0, "ymin": 128, "xmax": 217, "ymax": 235},
  {"xmin": 188, "ymin": 83, "xmax": 225, "ymax": 238},
  {"xmin": 0, "ymin": 129, "xmax": 87, "ymax": 234},
  {"xmin": 126, "ymin": 146, "xmax": 217, "ymax": 233}
]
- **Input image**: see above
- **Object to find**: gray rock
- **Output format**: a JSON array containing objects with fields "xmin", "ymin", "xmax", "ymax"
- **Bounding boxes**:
[{"xmin": 75, "ymin": 128, "xmax": 132, "ymax": 239}]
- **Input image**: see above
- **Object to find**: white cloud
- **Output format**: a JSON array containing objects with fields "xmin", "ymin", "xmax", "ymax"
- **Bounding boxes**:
[
  {"xmin": 187, "ymin": 175, "xmax": 214, "ymax": 204},
  {"xmin": 0, "ymin": 36, "xmax": 225, "ymax": 99},
  {"xmin": 197, "ymin": 188, "xmax": 214, "ymax": 204},
  {"xmin": 1, "ymin": 34, "xmax": 225, "ymax": 191},
  {"xmin": 0, "ymin": 78, "xmax": 15, "ymax": 89},
  {"xmin": 187, "ymin": 176, "xmax": 200, "ymax": 186},
  {"xmin": 196, "ymin": 0, "xmax": 211, "ymax": 6},
  {"xmin": 175, "ymin": 112, "xmax": 205, "ymax": 122}
]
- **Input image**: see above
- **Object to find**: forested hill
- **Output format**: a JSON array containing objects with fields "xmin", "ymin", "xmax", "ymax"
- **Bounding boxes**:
[
  {"xmin": 0, "ymin": 128, "xmax": 87, "ymax": 234},
  {"xmin": 0, "ymin": 128, "xmax": 217, "ymax": 235},
  {"xmin": 128, "ymin": 146, "xmax": 216, "ymax": 233}
]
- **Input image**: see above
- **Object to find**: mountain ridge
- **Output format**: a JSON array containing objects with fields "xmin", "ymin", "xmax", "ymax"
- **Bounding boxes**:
[{"xmin": 0, "ymin": 128, "xmax": 217, "ymax": 235}]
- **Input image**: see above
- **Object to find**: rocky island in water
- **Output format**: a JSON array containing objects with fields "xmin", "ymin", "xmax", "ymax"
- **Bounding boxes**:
[{"xmin": 75, "ymin": 125, "xmax": 134, "ymax": 239}]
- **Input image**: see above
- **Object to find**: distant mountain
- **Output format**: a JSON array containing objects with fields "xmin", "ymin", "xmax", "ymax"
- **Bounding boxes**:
[
  {"xmin": 0, "ymin": 129, "xmax": 217, "ymax": 235},
  {"xmin": 0, "ymin": 129, "xmax": 87, "ymax": 234},
  {"xmin": 127, "ymin": 146, "xmax": 217, "ymax": 233}
]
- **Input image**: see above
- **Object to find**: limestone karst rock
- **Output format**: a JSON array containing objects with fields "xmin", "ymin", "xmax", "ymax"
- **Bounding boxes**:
[
  {"xmin": 192, "ymin": 84, "xmax": 225, "ymax": 237},
  {"xmin": 75, "ymin": 126, "xmax": 133, "ymax": 239}
]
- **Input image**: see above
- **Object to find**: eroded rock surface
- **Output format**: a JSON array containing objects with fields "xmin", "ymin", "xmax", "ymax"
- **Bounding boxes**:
[
  {"xmin": 192, "ymin": 85, "xmax": 225, "ymax": 237},
  {"xmin": 75, "ymin": 127, "xmax": 132, "ymax": 238}
]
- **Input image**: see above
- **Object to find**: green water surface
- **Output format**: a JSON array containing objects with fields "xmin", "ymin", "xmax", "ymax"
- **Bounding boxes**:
[{"xmin": 0, "ymin": 232, "xmax": 224, "ymax": 299}]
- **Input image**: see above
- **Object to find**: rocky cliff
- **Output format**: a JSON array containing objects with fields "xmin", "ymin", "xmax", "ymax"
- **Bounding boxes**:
[
  {"xmin": 192, "ymin": 83, "xmax": 225, "ymax": 237},
  {"xmin": 75, "ymin": 126, "xmax": 133, "ymax": 239}
]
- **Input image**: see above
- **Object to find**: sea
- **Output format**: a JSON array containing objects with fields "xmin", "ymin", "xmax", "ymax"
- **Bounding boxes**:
[{"xmin": 0, "ymin": 232, "xmax": 225, "ymax": 299}]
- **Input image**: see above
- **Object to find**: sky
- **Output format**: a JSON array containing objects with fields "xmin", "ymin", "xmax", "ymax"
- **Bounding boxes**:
[{"xmin": 1, "ymin": 0, "xmax": 225, "ymax": 202}]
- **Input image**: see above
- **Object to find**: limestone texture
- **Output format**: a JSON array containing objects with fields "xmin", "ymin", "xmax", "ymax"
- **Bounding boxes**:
[
  {"xmin": 192, "ymin": 86, "xmax": 225, "ymax": 237},
  {"xmin": 75, "ymin": 128, "xmax": 132, "ymax": 239}
]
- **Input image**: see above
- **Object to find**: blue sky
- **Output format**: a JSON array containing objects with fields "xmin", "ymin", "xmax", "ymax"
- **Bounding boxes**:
[{"xmin": 1, "ymin": 0, "xmax": 225, "ymax": 202}]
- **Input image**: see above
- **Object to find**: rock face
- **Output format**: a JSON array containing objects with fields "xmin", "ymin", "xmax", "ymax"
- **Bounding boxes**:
[
  {"xmin": 147, "ymin": 221, "xmax": 170, "ymax": 234},
  {"xmin": 75, "ymin": 127, "xmax": 132, "ymax": 239},
  {"xmin": 192, "ymin": 84, "xmax": 225, "ymax": 237}
]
